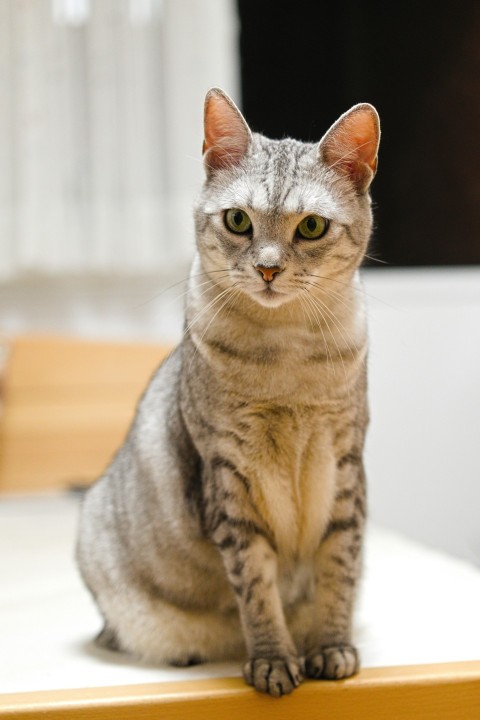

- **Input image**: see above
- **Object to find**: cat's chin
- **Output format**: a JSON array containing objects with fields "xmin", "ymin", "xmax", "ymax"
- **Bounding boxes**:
[{"xmin": 250, "ymin": 288, "xmax": 292, "ymax": 309}]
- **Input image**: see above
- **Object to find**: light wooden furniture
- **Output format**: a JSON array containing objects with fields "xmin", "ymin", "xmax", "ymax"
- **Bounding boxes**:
[
  {"xmin": 0, "ymin": 335, "xmax": 479, "ymax": 719},
  {"xmin": 0, "ymin": 335, "xmax": 169, "ymax": 493},
  {"xmin": 1, "ymin": 662, "xmax": 479, "ymax": 720}
]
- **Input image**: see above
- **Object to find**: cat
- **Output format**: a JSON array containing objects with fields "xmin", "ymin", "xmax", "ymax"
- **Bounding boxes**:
[{"xmin": 77, "ymin": 88, "xmax": 380, "ymax": 697}]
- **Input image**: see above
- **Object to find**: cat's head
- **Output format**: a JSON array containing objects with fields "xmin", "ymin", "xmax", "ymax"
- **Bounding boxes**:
[{"xmin": 195, "ymin": 88, "xmax": 380, "ymax": 309}]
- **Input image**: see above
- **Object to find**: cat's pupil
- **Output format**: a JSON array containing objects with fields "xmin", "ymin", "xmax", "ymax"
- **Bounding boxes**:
[
  {"xmin": 234, "ymin": 211, "xmax": 243, "ymax": 226},
  {"xmin": 306, "ymin": 217, "xmax": 317, "ymax": 232}
]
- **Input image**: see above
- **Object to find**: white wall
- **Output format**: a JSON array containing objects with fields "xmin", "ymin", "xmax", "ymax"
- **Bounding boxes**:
[
  {"xmin": 365, "ymin": 268, "xmax": 480, "ymax": 567},
  {"xmin": 0, "ymin": 272, "xmax": 187, "ymax": 343},
  {"xmin": 1, "ymin": 267, "xmax": 479, "ymax": 566}
]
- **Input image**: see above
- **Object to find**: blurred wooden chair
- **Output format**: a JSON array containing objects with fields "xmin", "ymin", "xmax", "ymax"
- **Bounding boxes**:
[{"xmin": 0, "ymin": 335, "xmax": 168, "ymax": 494}]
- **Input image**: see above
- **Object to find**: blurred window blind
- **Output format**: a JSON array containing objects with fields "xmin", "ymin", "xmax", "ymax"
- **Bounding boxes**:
[{"xmin": 0, "ymin": 0, "xmax": 238, "ymax": 279}]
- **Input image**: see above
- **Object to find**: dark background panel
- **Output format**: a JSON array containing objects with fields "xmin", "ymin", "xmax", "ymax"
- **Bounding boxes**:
[{"xmin": 237, "ymin": 0, "xmax": 480, "ymax": 266}]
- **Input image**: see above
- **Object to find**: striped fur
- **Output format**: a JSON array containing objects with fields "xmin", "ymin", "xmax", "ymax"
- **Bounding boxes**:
[{"xmin": 77, "ymin": 89, "xmax": 380, "ymax": 697}]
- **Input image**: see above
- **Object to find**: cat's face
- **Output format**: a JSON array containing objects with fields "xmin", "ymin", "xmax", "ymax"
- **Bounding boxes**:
[{"xmin": 195, "ymin": 90, "xmax": 380, "ymax": 309}]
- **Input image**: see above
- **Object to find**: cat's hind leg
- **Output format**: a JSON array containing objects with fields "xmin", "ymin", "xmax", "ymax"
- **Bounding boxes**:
[
  {"xmin": 95, "ymin": 583, "xmax": 245, "ymax": 666},
  {"xmin": 95, "ymin": 624, "xmax": 121, "ymax": 652}
]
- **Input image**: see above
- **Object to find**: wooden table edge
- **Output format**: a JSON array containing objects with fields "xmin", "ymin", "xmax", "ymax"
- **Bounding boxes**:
[{"xmin": 1, "ymin": 660, "xmax": 479, "ymax": 719}]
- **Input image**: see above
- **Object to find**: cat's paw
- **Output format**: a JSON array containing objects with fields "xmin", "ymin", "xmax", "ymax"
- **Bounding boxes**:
[
  {"xmin": 305, "ymin": 644, "xmax": 359, "ymax": 680},
  {"xmin": 243, "ymin": 656, "xmax": 304, "ymax": 697}
]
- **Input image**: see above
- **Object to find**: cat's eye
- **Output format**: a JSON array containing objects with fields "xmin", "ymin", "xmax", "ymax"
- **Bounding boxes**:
[
  {"xmin": 296, "ymin": 214, "xmax": 329, "ymax": 240},
  {"xmin": 224, "ymin": 208, "xmax": 252, "ymax": 234}
]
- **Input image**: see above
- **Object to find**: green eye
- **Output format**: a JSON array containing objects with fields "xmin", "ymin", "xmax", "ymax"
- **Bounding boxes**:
[
  {"xmin": 296, "ymin": 214, "xmax": 329, "ymax": 240},
  {"xmin": 224, "ymin": 208, "xmax": 252, "ymax": 234}
]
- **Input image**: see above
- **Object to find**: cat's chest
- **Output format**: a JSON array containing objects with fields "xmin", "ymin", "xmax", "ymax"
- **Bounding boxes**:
[{"xmin": 236, "ymin": 404, "xmax": 337, "ymax": 559}]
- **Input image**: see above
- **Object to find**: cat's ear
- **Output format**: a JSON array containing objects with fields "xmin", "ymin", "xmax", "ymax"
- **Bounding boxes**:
[
  {"xmin": 318, "ymin": 104, "xmax": 380, "ymax": 193},
  {"xmin": 203, "ymin": 88, "xmax": 252, "ymax": 174}
]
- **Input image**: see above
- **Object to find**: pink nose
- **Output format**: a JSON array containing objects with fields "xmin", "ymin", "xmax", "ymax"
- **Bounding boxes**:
[{"xmin": 256, "ymin": 265, "xmax": 282, "ymax": 282}]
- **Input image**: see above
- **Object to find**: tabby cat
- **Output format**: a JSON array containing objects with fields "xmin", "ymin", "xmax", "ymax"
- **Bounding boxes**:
[{"xmin": 77, "ymin": 88, "xmax": 380, "ymax": 697}]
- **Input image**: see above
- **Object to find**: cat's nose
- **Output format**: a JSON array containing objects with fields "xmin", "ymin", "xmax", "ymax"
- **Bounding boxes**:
[{"xmin": 255, "ymin": 265, "xmax": 282, "ymax": 283}]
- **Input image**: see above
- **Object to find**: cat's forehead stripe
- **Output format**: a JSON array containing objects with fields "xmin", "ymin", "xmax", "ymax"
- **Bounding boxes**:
[
  {"xmin": 208, "ymin": 180, "xmax": 342, "ymax": 220},
  {"xmin": 203, "ymin": 136, "xmax": 354, "ymax": 222},
  {"xmin": 255, "ymin": 138, "xmax": 302, "ymax": 209}
]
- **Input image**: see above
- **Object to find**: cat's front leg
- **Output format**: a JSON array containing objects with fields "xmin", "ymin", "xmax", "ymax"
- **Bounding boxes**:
[
  {"xmin": 221, "ymin": 532, "xmax": 303, "ymax": 696},
  {"xmin": 208, "ymin": 463, "xmax": 303, "ymax": 696},
  {"xmin": 305, "ymin": 460, "xmax": 366, "ymax": 681}
]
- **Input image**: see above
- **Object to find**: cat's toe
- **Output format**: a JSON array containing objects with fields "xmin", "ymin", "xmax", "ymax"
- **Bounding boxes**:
[
  {"xmin": 305, "ymin": 644, "xmax": 359, "ymax": 680},
  {"xmin": 243, "ymin": 656, "xmax": 303, "ymax": 697}
]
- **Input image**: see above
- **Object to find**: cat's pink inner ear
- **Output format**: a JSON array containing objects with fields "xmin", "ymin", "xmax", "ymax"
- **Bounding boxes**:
[
  {"xmin": 203, "ymin": 89, "xmax": 251, "ymax": 173},
  {"xmin": 319, "ymin": 104, "xmax": 380, "ymax": 193}
]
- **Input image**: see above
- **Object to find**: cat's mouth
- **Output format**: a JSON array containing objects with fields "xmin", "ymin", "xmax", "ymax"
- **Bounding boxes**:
[{"xmin": 252, "ymin": 284, "xmax": 291, "ymax": 307}]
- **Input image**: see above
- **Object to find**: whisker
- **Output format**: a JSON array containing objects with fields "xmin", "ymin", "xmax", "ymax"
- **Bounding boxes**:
[
  {"xmin": 300, "ymin": 279, "xmax": 367, "ymax": 358},
  {"xmin": 187, "ymin": 283, "xmax": 241, "ymax": 371},
  {"xmin": 169, "ymin": 274, "xmax": 231, "ymax": 308},
  {"xmin": 200, "ymin": 285, "xmax": 239, "ymax": 341},
  {"xmin": 300, "ymin": 279, "xmax": 354, "ymax": 315},
  {"xmin": 363, "ymin": 253, "xmax": 389, "ymax": 265},
  {"xmin": 299, "ymin": 288, "xmax": 335, "ymax": 377},
  {"xmin": 184, "ymin": 283, "xmax": 239, "ymax": 338},
  {"xmin": 307, "ymin": 290, "xmax": 361, "ymax": 361},
  {"xmin": 294, "ymin": 278, "xmax": 360, "ymax": 353},
  {"xmin": 297, "ymin": 293, "xmax": 329, "ymax": 370},
  {"xmin": 306, "ymin": 272, "xmax": 403, "ymax": 312},
  {"xmin": 297, "ymin": 292, "xmax": 315, "ymax": 335},
  {"xmin": 307, "ymin": 272, "xmax": 358, "ymax": 291},
  {"xmin": 223, "ymin": 286, "xmax": 243, "ymax": 324},
  {"xmin": 196, "ymin": 283, "xmax": 241, "ymax": 346},
  {"xmin": 305, "ymin": 289, "xmax": 349, "ymax": 385},
  {"xmin": 132, "ymin": 268, "xmax": 234, "ymax": 310}
]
